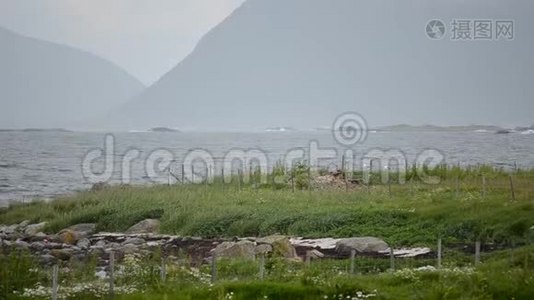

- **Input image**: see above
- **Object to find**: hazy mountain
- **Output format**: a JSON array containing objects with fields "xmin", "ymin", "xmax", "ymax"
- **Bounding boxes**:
[
  {"xmin": 0, "ymin": 27, "xmax": 144, "ymax": 129},
  {"xmin": 115, "ymin": 0, "xmax": 534, "ymax": 131}
]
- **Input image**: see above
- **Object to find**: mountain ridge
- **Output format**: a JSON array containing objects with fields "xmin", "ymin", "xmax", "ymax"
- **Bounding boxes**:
[
  {"xmin": 0, "ymin": 26, "xmax": 145, "ymax": 129},
  {"xmin": 110, "ymin": 0, "xmax": 534, "ymax": 130}
]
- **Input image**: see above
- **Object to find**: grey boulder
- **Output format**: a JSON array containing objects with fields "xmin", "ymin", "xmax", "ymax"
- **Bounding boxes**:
[
  {"xmin": 125, "ymin": 219, "xmax": 160, "ymax": 234},
  {"xmin": 256, "ymin": 235, "xmax": 297, "ymax": 258},
  {"xmin": 335, "ymin": 237, "xmax": 389, "ymax": 255},
  {"xmin": 211, "ymin": 240, "xmax": 256, "ymax": 260},
  {"xmin": 24, "ymin": 222, "xmax": 47, "ymax": 236}
]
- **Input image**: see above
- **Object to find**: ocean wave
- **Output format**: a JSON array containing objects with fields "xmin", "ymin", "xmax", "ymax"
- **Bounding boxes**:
[{"xmin": 0, "ymin": 162, "xmax": 18, "ymax": 169}]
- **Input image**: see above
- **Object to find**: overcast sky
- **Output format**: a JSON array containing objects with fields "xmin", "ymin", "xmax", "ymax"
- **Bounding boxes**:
[{"xmin": 0, "ymin": 0, "xmax": 246, "ymax": 85}]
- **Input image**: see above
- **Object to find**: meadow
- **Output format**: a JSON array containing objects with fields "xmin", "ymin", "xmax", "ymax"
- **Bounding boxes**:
[
  {"xmin": 1, "ymin": 165, "xmax": 534, "ymax": 299},
  {"xmin": 2, "ymin": 165, "xmax": 533, "ymax": 246}
]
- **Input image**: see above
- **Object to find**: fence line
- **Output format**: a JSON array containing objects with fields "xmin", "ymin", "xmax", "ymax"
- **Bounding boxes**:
[
  {"xmin": 7, "ymin": 237, "xmax": 524, "ymax": 299},
  {"xmin": 163, "ymin": 161, "xmax": 531, "ymax": 203}
]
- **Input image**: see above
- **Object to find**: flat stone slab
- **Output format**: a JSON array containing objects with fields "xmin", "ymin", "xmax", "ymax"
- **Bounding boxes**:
[
  {"xmin": 290, "ymin": 238, "xmax": 341, "ymax": 249},
  {"xmin": 291, "ymin": 238, "xmax": 432, "ymax": 258},
  {"xmin": 379, "ymin": 247, "xmax": 432, "ymax": 258}
]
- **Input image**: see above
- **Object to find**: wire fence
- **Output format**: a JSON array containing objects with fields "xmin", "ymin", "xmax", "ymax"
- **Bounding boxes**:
[{"xmin": 3, "ymin": 237, "xmax": 531, "ymax": 299}]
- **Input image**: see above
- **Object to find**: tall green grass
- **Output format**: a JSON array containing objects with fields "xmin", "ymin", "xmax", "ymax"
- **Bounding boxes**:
[
  {"xmin": 97, "ymin": 246, "xmax": 534, "ymax": 299},
  {"xmin": 1, "ymin": 165, "xmax": 533, "ymax": 247}
]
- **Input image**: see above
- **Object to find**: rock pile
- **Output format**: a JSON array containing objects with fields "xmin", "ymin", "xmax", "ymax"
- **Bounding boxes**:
[
  {"xmin": 1, "ymin": 220, "xmax": 432, "ymax": 268},
  {"xmin": 313, "ymin": 170, "xmax": 361, "ymax": 190}
]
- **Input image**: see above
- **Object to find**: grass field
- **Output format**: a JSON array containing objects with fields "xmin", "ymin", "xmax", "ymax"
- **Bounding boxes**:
[
  {"xmin": 1, "ymin": 165, "xmax": 534, "ymax": 299},
  {"xmin": 2, "ymin": 244, "xmax": 533, "ymax": 299},
  {"xmin": 1, "ymin": 165, "xmax": 533, "ymax": 246}
]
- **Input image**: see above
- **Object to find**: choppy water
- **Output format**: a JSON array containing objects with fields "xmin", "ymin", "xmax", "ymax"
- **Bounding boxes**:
[{"xmin": 0, "ymin": 130, "xmax": 533, "ymax": 206}]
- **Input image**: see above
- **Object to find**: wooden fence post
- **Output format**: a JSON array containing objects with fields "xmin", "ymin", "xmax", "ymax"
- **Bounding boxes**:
[
  {"xmin": 205, "ymin": 166, "xmax": 209, "ymax": 187},
  {"xmin": 209, "ymin": 165, "xmax": 214, "ymax": 184},
  {"xmin": 350, "ymin": 249, "xmax": 356, "ymax": 275},
  {"xmin": 259, "ymin": 253, "xmax": 265, "ymax": 280},
  {"xmin": 509, "ymin": 175, "xmax": 516, "ymax": 201},
  {"xmin": 389, "ymin": 248, "xmax": 395, "ymax": 271},
  {"xmin": 211, "ymin": 255, "xmax": 217, "ymax": 284},
  {"xmin": 51, "ymin": 264, "xmax": 58, "ymax": 300},
  {"xmin": 305, "ymin": 250, "xmax": 312, "ymax": 267},
  {"xmin": 181, "ymin": 164, "xmax": 185, "ymax": 184},
  {"xmin": 370, "ymin": 160, "xmax": 374, "ymax": 182},
  {"xmin": 348, "ymin": 155, "xmax": 349, "ymax": 192},
  {"xmin": 291, "ymin": 168, "xmax": 296, "ymax": 192},
  {"xmin": 249, "ymin": 165, "xmax": 253, "ymax": 188},
  {"xmin": 109, "ymin": 251, "xmax": 115, "ymax": 299},
  {"xmin": 482, "ymin": 175, "xmax": 486, "ymax": 199},
  {"xmin": 238, "ymin": 168, "xmax": 242, "ymax": 191},
  {"xmin": 388, "ymin": 177, "xmax": 392, "ymax": 197},
  {"xmin": 437, "ymin": 238, "xmax": 442, "ymax": 268},
  {"xmin": 308, "ymin": 168, "xmax": 312, "ymax": 194},
  {"xmin": 367, "ymin": 160, "xmax": 373, "ymax": 193},
  {"xmin": 160, "ymin": 256, "xmax": 167, "ymax": 283},
  {"xmin": 509, "ymin": 240, "xmax": 515, "ymax": 267},
  {"xmin": 455, "ymin": 176, "xmax": 460, "ymax": 199},
  {"xmin": 475, "ymin": 241, "xmax": 481, "ymax": 265}
]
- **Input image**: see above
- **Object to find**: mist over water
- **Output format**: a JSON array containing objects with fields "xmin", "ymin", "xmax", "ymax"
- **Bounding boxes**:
[{"xmin": 1, "ymin": 130, "xmax": 533, "ymax": 206}]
